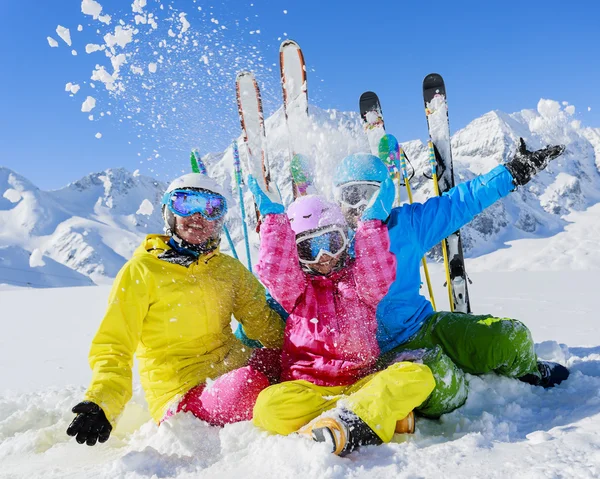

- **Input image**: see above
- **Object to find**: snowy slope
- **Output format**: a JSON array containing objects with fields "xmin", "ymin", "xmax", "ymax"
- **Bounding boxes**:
[
  {"xmin": 1, "ymin": 268, "xmax": 599, "ymax": 478},
  {"xmin": 0, "ymin": 167, "xmax": 165, "ymax": 287}
]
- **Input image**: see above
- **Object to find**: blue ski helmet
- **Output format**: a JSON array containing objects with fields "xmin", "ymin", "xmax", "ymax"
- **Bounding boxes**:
[{"xmin": 333, "ymin": 153, "xmax": 389, "ymax": 187}]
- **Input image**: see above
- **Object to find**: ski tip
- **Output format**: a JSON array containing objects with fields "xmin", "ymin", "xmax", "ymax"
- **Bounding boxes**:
[
  {"xmin": 359, "ymin": 91, "xmax": 382, "ymax": 120},
  {"xmin": 423, "ymin": 73, "xmax": 445, "ymax": 89},
  {"xmin": 279, "ymin": 38, "xmax": 300, "ymax": 51},
  {"xmin": 236, "ymin": 70, "xmax": 255, "ymax": 81},
  {"xmin": 359, "ymin": 91, "xmax": 379, "ymax": 103}
]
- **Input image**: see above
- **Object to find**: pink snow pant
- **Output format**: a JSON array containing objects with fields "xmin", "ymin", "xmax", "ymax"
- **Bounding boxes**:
[{"xmin": 163, "ymin": 348, "xmax": 281, "ymax": 426}]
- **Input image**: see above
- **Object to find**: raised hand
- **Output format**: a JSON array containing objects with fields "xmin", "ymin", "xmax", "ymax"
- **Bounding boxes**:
[
  {"xmin": 361, "ymin": 176, "xmax": 395, "ymax": 222},
  {"xmin": 247, "ymin": 175, "xmax": 284, "ymax": 216},
  {"xmin": 506, "ymin": 138, "xmax": 566, "ymax": 186}
]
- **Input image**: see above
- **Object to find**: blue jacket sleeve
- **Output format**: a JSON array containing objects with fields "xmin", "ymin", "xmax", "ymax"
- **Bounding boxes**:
[{"xmin": 390, "ymin": 165, "xmax": 516, "ymax": 254}]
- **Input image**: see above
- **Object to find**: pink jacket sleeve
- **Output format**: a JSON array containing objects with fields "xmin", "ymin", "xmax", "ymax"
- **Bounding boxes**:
[
  {"xmin": 255, "ymin": 213, "xmax": 307, "ymax": 313},
  {"xmin": 352, "ymin": 219, "xmax": 397, "ymax": 308}
]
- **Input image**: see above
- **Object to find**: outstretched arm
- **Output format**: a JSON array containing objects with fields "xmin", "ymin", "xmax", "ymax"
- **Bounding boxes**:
[
  {"xmin": 83, "ymin": 260, "xmax": 150, "ymax": 427},
  {"xmin": 396, "ymin": 139, "xmax": 565, "ymax": 254},
  {"xmin": 352, "ymin": 219, "xmax": 397, "ymax": 307},
  {"xmin": 397, "ymin": 165, "xmax": 514, "ymax": 253},
  {"xmin": 352, "ymin": 176, "xmax": 397, "ymax": 307},
  {"xmin": 233, "ymin": 262, "xmax": 285, "ymax": 348},
  {"xmin": 255, "ymin": 213, "xmax": 308, "ymax": 313}
]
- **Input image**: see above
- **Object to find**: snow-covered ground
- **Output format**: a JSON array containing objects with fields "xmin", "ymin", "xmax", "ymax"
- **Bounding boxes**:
[{"xmin": 2, "ymin": 238, "xmax": 600, "ymax": 477}]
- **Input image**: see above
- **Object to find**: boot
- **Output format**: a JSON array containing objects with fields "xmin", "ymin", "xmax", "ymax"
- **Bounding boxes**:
[
  {"xmin": 519, "ymin": 360, "xmax": 569, "ymax": 388},
  {"xmin": 298, "ymin": 408, "xmax": 382, "ymax": 456},
  {"xmin": 395, "ymin": 411, "xmax": 415, "ymax": 434}
]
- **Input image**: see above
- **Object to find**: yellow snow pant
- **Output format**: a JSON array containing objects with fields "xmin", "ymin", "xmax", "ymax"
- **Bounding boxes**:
[{"xmin": 252, "ymin": 361, "xmax": 435, "ymax": 443}]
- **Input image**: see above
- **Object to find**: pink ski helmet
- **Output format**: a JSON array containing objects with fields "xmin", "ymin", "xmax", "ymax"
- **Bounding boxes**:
[{"xmin": 287, "ymin": 195, "xmax": 347, "ymax": 235}]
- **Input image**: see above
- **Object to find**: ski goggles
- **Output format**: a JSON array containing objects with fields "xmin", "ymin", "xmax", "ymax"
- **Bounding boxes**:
[
  {"xmin": 335, "ymin": 181, "xmax": 381, "ymax": 209},
  {"xmin": 296, "ymin": 227, "xmax": 348, "ymax": 264},
  {"xmin": 162, "ymin": 189, "xmax": 227, "ymax": 221}
]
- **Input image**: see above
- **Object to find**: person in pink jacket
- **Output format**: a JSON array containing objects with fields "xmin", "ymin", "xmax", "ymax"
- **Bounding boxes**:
[{"xmin": 247, "ymin": 175, "xmax": 437, "ymax": 456}]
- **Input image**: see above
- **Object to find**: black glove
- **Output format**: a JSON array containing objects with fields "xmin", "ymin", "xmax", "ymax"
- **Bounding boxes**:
[
  {"xmin": 66, "ymin": 401, "xmax": 112, "ymax": 446},
  {"xmin": 505, "ymin": 137, "xmax": 565, "ymax": 186}
]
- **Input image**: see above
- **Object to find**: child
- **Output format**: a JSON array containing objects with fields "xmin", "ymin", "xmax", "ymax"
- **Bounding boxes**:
[{"xmin": 247, "ymin": 175, "xmax": 436, "ymax": 455}]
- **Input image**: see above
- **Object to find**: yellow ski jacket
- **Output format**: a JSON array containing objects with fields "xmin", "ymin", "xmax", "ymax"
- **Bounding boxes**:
[{"xmin": 83, "ymin": 234, "xmax": 285, "ymax": 425}]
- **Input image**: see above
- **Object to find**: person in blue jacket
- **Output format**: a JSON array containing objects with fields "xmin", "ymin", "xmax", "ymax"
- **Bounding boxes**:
[{"xmin": 332, "ymin": 138, "xmax": 569, "ymax": 418}]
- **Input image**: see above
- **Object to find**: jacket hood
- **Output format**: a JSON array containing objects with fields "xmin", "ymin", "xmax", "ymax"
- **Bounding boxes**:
[{"xmin": 134, "ymin": 234, "xmax": 172, "ymax": 257}]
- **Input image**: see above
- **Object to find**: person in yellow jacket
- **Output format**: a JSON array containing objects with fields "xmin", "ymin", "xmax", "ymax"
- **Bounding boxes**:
[{"xmin": 66, "ymin": 173, "xmax": 285, "ymax": 446}]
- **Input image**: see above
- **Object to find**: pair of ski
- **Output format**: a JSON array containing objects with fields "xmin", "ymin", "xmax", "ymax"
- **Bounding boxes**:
[
  {"xmin": 235, "ymin": 39, "xmax": 315, "ymax": 215},
  {"xmin": 360, "ymin": 75, "xmax": 471, "ymax": 314}
]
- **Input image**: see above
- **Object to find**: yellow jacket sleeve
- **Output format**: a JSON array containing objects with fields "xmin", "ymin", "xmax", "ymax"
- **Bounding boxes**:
[
  {"xmin": 233, "ymin": 262, "xmax": 285, "ymax": 349},
  {"xmin": 84, "ymin": 259, "xmax": 151, "ymax": 426}
]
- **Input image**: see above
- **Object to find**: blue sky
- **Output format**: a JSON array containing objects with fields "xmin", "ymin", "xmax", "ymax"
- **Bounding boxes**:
[{"xmin": 1, "ymin": 0, "xmax": 599, "ymax": 190}]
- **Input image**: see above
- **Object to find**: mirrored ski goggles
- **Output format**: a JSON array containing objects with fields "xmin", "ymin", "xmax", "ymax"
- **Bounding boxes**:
[
  {"xmin": 162, "ymin": 189, "xmax": 227, "ymax": 221},
  {"xmin": 335, "ymin": 181, "xmax": 381, "ymax": 209},
  {"xmin": 296, "ymin": 227, "xmax": 348, "ymax": 264}
]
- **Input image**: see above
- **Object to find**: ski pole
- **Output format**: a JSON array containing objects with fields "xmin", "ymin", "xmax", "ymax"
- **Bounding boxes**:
[
  {"xmin": 428, "ymin": 141, "xmax": 454, "ymax": 312},
  {"xmin": 190, "ymin": 150, "xmax": 239, "ymax": 260},
  {"xmin": 400, "ymin": 147, "xmax": 436, "ymax": 311},
  {"xmin": 233, "ymin": 140, "xmax": 253, "ymax": 272}
]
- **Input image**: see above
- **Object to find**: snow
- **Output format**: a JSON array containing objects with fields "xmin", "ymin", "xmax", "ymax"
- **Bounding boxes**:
[
  {"xmin": 148, "ymin": 62, "xmax": 157, "ymax": 73},
  {"xmin": 1, "ymin": 266, "xmax": 600, "ymax": 477},
  {"xmin": 91, "ymin": 65, "xmax": 117, "ymax": 91},
  {"xmin": 81, "ymin": 0, "xmax": 103, "ymax": 19},
  {"xmin": 85, "ymin": 43, "xmax": 103, "ymax": 53},
  {"xmin": 56, "ymin": 25, "xmax": 72, "ymax": 46},
  {"xmin": 28, "ymin": 248, "xmax": 46, "ymax": 268},
  {"xmin": 47, "ymin": 36, "xmax": 58, "ymax": 48},
  {"xmin": 95, "ymin": 132, "xmax": 102, "ymax": 139},
  {"xmin": 132, "ymin": 0, "xmax": 147, "ymax": 14},
  {"xmin": 136, "ymin": 199, "xmax": 154, "ymax": 216},
  {"xmin": 103, "ymin": 25, "xmax": 134, "ymax": 49},
  {"xmin": 3, "ymin": 188, "xmax": 22, "ymax": 203},
  {"xmin": 537, "ymin": 98, "xmax": 562, "ymax": 118},
  {"xmin": 81, "ymin": 96, "xmax": 96, "ymax": 112},
  {"xmin": 0, "ymin": 166, "xmax": 165, "ymax": 285},
  {"xmin": 65, "ymin": 82, "xmax": 80, "ymax": 94},
  {"xmin": 179, "ymin": 13, "xmax": 190, "ymax": 33}
]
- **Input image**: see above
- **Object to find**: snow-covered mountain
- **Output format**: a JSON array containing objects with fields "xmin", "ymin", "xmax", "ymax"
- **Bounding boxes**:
[
  {"xmin": 0, "ymin": 168, "xmax": 166, "ymax": 287},
  {"xmin": 1, "ymin": 98, "xmax": 599, "ymax": 288},
  {"xmin": 214, "ymin": 98, "xmax": 600, "ymax": 262}
]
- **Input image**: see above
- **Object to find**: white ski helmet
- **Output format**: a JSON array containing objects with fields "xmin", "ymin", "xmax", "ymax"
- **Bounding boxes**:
[{"xmin": 162, "ymin": 173, "xmax": 231, "ymax": 234}]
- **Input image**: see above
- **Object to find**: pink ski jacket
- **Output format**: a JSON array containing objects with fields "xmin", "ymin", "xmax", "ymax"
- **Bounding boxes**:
[{"xmin": 255, "ymin": 214, "xmax": 396, "ymax": 386}]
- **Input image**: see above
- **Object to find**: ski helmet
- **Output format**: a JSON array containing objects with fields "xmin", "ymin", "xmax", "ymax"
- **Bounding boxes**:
[
  {"xmin": 287, "ymin": 195, "xmax": 347, "ymax": 236},
  {"xmin": 333, "ymin": 153, "xmax": 389, "ymax": 187},
  {"xmin": 162, "ymin": 173, "xmax": 230, "ymax": 234}
]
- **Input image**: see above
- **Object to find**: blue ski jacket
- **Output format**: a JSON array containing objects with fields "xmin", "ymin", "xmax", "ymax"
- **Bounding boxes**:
[{"xmin": 377, "ymin": 165, "xmax": 516, "ymax": 353}]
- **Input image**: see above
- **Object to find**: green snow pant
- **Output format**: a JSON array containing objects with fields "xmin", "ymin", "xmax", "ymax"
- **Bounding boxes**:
[{"xmin": 378, "ymin": 312, "xmax": 540, "ymax": 418}]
